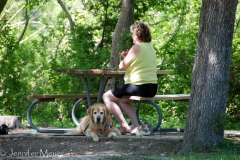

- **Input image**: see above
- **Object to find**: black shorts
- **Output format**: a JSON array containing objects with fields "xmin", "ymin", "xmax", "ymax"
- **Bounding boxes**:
[{"xmin": 111, "ymin": 83, "xmax": 158, "ymax": 98}]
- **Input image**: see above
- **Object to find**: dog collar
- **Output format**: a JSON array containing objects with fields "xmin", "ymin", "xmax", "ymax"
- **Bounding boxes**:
[{"xmin": 105, "ymin": 123, "xmax": 112, "ymax": 128}]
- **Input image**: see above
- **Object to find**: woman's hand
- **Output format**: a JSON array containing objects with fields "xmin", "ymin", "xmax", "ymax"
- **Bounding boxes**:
[
  {"xmin": 119, "ymin": 45, "xmax": 140, "ymax": 70},
  {"xmin": 121, "ymin": 50, "xmax": 129, "ymax": 58}
]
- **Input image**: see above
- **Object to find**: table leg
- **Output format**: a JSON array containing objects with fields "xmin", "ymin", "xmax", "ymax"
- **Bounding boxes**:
[
  {"xmin": 83, "ymin": 77, "xmax": 92, "ymax": 107},
  {"xmin": 134, "ymin": 100, "xmax": 163, "ymax": 132},
  {"xmin": 72, "ymin": 98, "xmax": 84, "ymax": 126},
  {"xmin": 97, "ymin": 77, "xmax": 109, "ymax": 103},
  {"xmin": 27, "ymin": 99, "xmax": 69, "ymax": 133},
  {"xmin": 148, "ymin": 100, "xmax": 163, "ymax": 131}
]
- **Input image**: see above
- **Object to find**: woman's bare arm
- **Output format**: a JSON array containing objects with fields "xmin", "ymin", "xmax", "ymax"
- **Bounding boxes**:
[{"xmin": 119, "ymin": 44, "xmax": 141, "ymax": 70}]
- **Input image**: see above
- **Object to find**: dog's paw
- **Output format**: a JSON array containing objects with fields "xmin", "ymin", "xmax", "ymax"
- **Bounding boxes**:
[
  {"xmin": 92, "ymin": 136, "xmax": 99, "ymax": 142},
  {"xmin": 108, "ymin": 132, "xmax": 116, "ymax": 139}
]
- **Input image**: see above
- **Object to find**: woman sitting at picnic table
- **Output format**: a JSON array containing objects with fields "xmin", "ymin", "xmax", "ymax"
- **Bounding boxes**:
[{"xmin": 103, "ymin": 21, "xmax": 158, "ymax": 134}]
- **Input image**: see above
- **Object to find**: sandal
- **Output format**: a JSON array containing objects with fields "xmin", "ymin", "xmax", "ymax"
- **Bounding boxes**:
[
  {"xmin": 119, "ymin": 127, "xmax": 131, "ymax": 135},
  {"xmin": 130, "ymin": 126, "xmax": 140, "ymax": 135}
]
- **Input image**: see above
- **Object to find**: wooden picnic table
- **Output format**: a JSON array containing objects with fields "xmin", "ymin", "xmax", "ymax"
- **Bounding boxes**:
[
  {"xmin": 56, "ymin": 69, "xmax": 173, "ymax": 107},
  {"xmin": 27, "ymin": 69, "xmax": 180, "ymax": 133}
]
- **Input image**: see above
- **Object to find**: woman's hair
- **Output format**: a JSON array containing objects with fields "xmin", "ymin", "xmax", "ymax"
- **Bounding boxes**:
[{"xmin": 130, "ymin": 22, "xmax": 152, "ymax": 42}]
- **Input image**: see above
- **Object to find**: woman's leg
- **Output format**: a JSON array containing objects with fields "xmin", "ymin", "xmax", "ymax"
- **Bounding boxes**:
[
  {"xmin": 102, "ymin": 90, "xmax": 131, "ymax": 132},
  {"xmin": 119, "ymin": 99, "xmax": 139, "ymax": 127}
]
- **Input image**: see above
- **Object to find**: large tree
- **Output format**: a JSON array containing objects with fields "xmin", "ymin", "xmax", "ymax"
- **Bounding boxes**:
[
  {"xmin": 106, "ymin": 0, "xmax": 134, "ymax": 90},
  {"xmin": 181, "ymin": 0, "xmax": 238, "ymax": 153},
  {"xmin": 109, "ymin": 0, "xmax": 134, "ymax": 69}
]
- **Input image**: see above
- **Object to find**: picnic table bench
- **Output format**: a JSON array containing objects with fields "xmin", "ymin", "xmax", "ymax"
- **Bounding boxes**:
[
  {"xmin": 27, "ymin": 94, "xmax": 98, "ymax": 133},
  {"xmin": 123, "ymin": 94, "xmax": 190, "ymax": 131}
]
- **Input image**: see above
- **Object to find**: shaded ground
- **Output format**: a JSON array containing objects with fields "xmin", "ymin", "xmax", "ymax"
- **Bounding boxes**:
[
  {"xmin": 0, "ymin": 129, "xmax": 184, "ymax": 159},
  {"xmin": 1, "ymin": 129, "xmax": 240, "ymax": 159}
]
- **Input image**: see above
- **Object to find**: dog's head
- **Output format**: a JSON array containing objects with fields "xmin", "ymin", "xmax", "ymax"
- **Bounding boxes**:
[{"xmin": 87, "ymin": 103, "xmax": 110, "ymax": 123}]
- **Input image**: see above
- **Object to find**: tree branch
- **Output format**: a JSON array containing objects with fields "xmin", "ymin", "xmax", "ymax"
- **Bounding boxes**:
[
  {"xmin": 57, "ymin": 0, "xmax": 75, "ymax": 30},
  {"xmin": 20, "ymin": 25, "xmax": 46, "ymax": 44},
  {"xmin": 161, "ymin": 13, "xmax": 184, "ymax": 49},
  {"xmin": 17, "ymin": 7, "xmax": 29, "ymax": 44},
  {"xmin": 17, "ymin": 0, "xmax": 46, "ymax": 44},
  {"xmin": 157, "ymin": 13, "xmax": 184, "ymax": 69},
  {"xmin": 150, "ymin": 14, "xmax": 179, "ymax": 26},
  {"xmin": 54, "ymin": 30, "xmax": 68, "ymax": 54},
  {"xmin": 1, "ymin": 5, "xmax": 24, "ymax": 31},
  {"xmin": 0, "ymin": 0, "xmax": 16, "ymax": 21}
]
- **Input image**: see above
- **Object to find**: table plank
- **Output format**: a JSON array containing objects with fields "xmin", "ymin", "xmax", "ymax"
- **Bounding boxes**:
[
  {"xmin": 27, "ymin": 94, "xmax": 99, "ymax": 100},
  {"xmin": 56, "ymin": 69, "xmax": 173, "ymax": 77},
  {"xmin": 124, "ymin": 94, "xmax": 190, "ymax": 101}
]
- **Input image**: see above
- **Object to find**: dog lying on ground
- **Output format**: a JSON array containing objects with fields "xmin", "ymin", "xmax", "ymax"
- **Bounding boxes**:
[{"xmin": 67, "ymin": 103, "xmax": 121, "ymax": 141}]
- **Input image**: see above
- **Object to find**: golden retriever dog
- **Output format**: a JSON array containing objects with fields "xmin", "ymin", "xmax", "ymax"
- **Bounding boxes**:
[{"xmin": 67, "ymin": 103, "xmax": 121, "ymax": 141}]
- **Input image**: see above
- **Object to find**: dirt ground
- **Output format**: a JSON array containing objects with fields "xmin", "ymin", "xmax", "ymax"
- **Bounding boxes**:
[
  {"xmin": 0, "ymin": 129, "xmax": 184, "ymax": 160},
  {"xmin": 1, "ymin": 129, "xmax": 239, "ymax": 160}
]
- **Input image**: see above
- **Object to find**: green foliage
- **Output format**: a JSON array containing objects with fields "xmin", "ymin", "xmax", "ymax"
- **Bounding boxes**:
[
  {"xmin": 160, "ymin": 101, "xmax": 188, "ymax": 128},
  {"xmin": 137, "ymin": 103, "xmax": 160, "ymax": 128},
  {"xmin": 29, "ymin": 100, "xmax": 89, "ymax": 128},
  {"xmin": 227, "ymin": 6, "xmax": 240, "ymax": 128}
]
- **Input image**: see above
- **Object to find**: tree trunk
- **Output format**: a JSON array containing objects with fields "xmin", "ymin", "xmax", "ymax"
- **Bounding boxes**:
[
  {"xmin": 181, "ymin": 0, "xmax": 238, "ymax": 153},
  {"xmin": 120, "ymin": 0, "xmax": 134, "ymax": 52},
  {"xmin": 106, "ymin": 0, "xmax": 134, "ymax": 90},
  {"xmin": 110, "ymin": 0, "xmax": 134, "ymax": 69},
  {"xmin": 0, "ymin": 0, "xmax": 7, "ymax": 15}
]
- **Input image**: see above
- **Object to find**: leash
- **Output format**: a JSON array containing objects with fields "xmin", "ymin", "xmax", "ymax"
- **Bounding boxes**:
[
  {"xmin": 105, "ymin": 123, "xmax": 112, "ymax": 128},
  {"xmin": 82, "ymin": 123, "xmax": 90, "ymax": 135},
  {"xmin": 82, "ymin": 123, "xmax": 112, "ymax": 135}
]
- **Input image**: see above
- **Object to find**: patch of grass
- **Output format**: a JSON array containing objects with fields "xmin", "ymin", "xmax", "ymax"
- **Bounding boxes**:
[
  {"xmin": 170, "ymin": 137, "xmax": 240, "ymax": 160},
  {"xmin": 105, "ymin": 155, "xmax": 158, "ymax": 160},
  {"xmin": 225, "ymin": 121, "xmax": 240, "ymax": 130}
]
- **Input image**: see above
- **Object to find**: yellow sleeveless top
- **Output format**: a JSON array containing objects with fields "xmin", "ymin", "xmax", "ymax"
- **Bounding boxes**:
[{"xmin": 124, "ymin": 43, "xmax": 157, "ymax": 85}]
